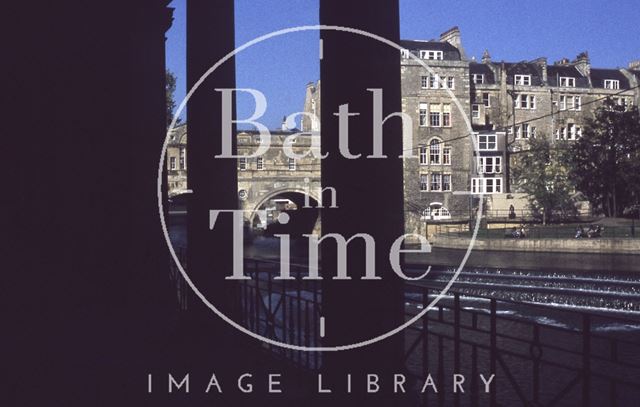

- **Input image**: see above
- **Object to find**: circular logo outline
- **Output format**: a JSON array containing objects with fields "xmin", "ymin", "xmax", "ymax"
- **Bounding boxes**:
[{"xmin": 158, "ymin": 24, "xmax": 484, "ymax": 352}]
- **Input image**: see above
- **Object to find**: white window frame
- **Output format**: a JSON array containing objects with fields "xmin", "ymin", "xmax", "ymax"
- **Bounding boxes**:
[
  {"xmin": 442, "ymin": 104, "xmax": 451, "ymax": 127},
  {"xmin": 430, "ymin": 172, "xmax": 442, "ymax": 191},
  {"xmin": 574, "ymin": 96, "xmax": 582, "ymax": 111},
  {"xmin": 472, "ymin": 177, "xmax": 502, "ymax": 194},
  {"xmin": 516, "ymin": 94, "xmax": 536, "ymax": 110},
  {"xmin": 442, "ymin": 174, "xmax": 452, "ymax": 191},
  {"xmin": 422, "ymin": 206, "xmax": 452, "ymax": 220},
  {"xmin": 483, "ymin": 92, "xmax": 491, "ymax": 107},
  {"xmin": 429, "ymin": 105, "xmax": 441, "ymax": 127},
  {"xmin": 559, "ymin": 95, "xmax": 567, "ymax": 111},
  {"xmin": 288, "ymin": 158, "xmax": 296, "ymax": 171},
  {"xmin": 611, "ymin": 97, "xmax": 632, "ymax": 110},
  {"xmin": 447, "ymin": 76, "xmax": 455, "ymax": 89},
  {"xmin": 420, "ymin": 50, "xmax": 443, "ymax": 60},
  {"xmin": 421, "ymin": 75, "xmax": 428, "ymax": 89},
  {"xmin": 478, "ymin": 156, "xmax": 502, "ymax": 174},
  {"xmin": 478, "ymin": 134, "xmax": 498, "ymax": 151},
  {"xmin": 567, "ymin": 123, "xmax": 576, "ymax": 140},
  {"xmin": 169, "ymin": 156, "xmax": 177, "ymax": 170},
  {"xmin": 429, "ymin": 75, "xmax": 437, "ymax": 88},
  {"xmin": 419, "ymin": 103, "xmax": 428, "ymax": 127},
  {"xmin": 472, "ymin": 104, "xmax": 480, "ymax": 119},
  {"xmin": 560, "ymin": 77, "xmax": 576, "ymax": 87},
  {"xmin": 566, "ymin": 123, "xmax": 582, "ymax": 140},
  {"xmin": 429, "ymin": 139, "xmax": 441, "ymax": 164},
  {"xmin": 401, "ymin": 48, "xmax": 410, "ymax": 58},
  {"xmin": 256, "ymin": 156, "xmax": 264, "ymax": 170},
  {"xmin": 239, "ymin": 157, "xmax": 247, "ymax": 171},
  {"xmin": 419, "ymin": 146, "xmax": 428, "ymax": 165},
  {"xmin": 420, "ymin": 174, "xmax": 429, "ymax": 192},
  {"xmin": 472, "ymin": 74, "xmax": 485, "ymax": 84},
  {"xmin": 442, "ymin": 145, "xmax": 452, "ymax": 165},
  {"xmin": 515, "ymin": 74, "xmax": 531, "ymax": 86},
  {"xmin": 516, "ymin": 123, "xmax": 535, "ymax": 139},
  {"xmin": 179, "ymin": 147, "xmax": 186, "ymax": 170},
  {"xmin": 604, "ymin": 79, "xmax": 620, "ymax": 90}
]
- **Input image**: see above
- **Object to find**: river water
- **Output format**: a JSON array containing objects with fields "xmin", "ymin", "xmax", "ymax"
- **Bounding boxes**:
[{"xmin": 168, "ymin": 213, "xmax": 640, "ymax": 405}]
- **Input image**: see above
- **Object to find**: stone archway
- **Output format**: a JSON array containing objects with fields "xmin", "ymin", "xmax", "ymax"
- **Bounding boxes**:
[{"xmin": 246, "ymin": 188, "xmax": 321, "ymax": 236}]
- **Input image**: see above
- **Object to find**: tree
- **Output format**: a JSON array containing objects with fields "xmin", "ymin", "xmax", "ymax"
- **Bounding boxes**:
[
  {"xmin": 569, "ymin": 99, "xmax": 640, "ymax": 217},
  {"xmin": 165, "ymin": 69, "xmax": 181, "ymax": 127},
  {"xmin": 512, "ymin": 135, "xmax": 576, "ymax": 223}
]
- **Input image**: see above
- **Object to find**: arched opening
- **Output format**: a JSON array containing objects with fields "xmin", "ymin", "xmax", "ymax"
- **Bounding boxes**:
[
  {"xmin": 245, "ymin": 191, "xmax": 321, "ymax": 261},
  {"xmin": 251, "ymin": 191, "xmax": 320, "ymax": 237},
  {"xmin": 421, "ymin": 202, "xmax": 451, "ymax": 220}
]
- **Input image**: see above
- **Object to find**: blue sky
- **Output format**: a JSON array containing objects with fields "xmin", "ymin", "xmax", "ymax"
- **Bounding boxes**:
[{"xmin": 166, "ymin": 0, "xmax": 640, "ymax": 128}]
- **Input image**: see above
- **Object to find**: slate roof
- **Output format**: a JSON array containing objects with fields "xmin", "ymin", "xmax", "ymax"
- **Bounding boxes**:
[
  {"xmin": 500, "ymin": 62, "xmax": 544, "ymax": 86},
  {"xmin": 469, "ymin": 62, "xmax": 496, "ymax": 84},
  {"xmin": 590, "ymin": 68, "xmax": 631, "ymax": 89},
  {"xmin": 547, "ymin": 65, "xmax": 590, "ymax": 88}
]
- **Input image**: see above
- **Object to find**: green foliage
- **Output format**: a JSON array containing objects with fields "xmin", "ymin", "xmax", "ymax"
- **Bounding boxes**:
[
  {"xmin": 512, "ymin": 135, "xmax": 576, "ymax": 223},
  {"xmin": 166, "ymin": 69, "xmax": 181, "ymax": 127},
  {"xmin": 568, "ymin": 99, "xmax": 640, "ymax": 217}
]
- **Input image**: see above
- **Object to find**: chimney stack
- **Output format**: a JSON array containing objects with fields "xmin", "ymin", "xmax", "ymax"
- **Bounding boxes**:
[
  {"xmin": 440, "ymin": 26, "xmax": 467, "ymax": 60},
  {"xmin": 532, "ymin": 57, "xmax": 548, "ymax": 83},
  {"xmin": 629, "ymin": 60, "xmax": 640, "ymax": 70},
  {"xmin": 573, "ymin": 51, "xmax": 591, "ymax": 77}
]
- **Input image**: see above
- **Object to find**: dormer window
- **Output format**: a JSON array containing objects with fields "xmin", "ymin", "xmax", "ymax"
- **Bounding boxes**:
[
  {"xmin": 559, "ymin": 77, "xmax": 576, "ymax": 87},
  {"xmin": 419, "ymin": 50, "xmax": 443, "ymax": 60},
  {"xmin": 514, "ymin": 75, "xmax": 531, "ymax": 86},
  {"xmin": 472, "ymin": 74, "xmax": 485, "ymax": 84},
  {"xmin": 400, "ymin": 48, "xmax": 410, "ymax": 58},
  {"xmin": 604, "ymin": 79, "xmax": 620, "ymax": 90}
]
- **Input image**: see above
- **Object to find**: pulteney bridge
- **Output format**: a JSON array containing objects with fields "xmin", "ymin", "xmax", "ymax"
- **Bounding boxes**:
[{"xmin": 167, "ymin": 125, "xmax": 323, "ymax": 233}]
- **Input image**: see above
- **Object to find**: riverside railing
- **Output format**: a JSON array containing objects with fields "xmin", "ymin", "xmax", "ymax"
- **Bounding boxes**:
[
  {"xmin": 441, "ymin": 224, "xmax": 640, "ymax": 239},
  {"xmin": 237, "ymin": 257, "xmax": 640, "ymax": 406}
]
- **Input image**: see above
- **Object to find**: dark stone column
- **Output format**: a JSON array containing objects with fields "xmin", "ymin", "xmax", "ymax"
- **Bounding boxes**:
[
  {"xmin": 185, "ymin": 0, "xmax": 242, "ymax": 350},
  {"xmin": 320, "ymin": 0, "xmax": 409, "ymax": 404},
  {"xmin": 4, "ymin": 1, "xmax": 178, "ymax": 405}
]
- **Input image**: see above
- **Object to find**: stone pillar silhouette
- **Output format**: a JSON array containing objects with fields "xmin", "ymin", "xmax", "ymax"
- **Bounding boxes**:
[
  {"xmin": 5, "ymin": 1, "xmax": 177, "ymax": 405},
  {"xmin": 186, "ymin": 0, "xmax": 241, "ymax": 343},
  {"xmin": 320, "ymin": 0, "xmax": 408, "ymax": 404}
]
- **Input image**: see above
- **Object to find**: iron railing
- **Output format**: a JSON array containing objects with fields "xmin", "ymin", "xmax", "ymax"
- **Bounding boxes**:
[
  {"xmin": 236, "ymin": 257, "xmax": 640, "ymax": 406},
  {"xmin": 440, "ymin": 224, "xmax": 640, "ymax": 240}
]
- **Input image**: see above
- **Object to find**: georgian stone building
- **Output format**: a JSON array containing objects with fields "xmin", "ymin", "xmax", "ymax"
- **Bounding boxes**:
[
  {"xmin": 394, "ymin": 26, "xmax": 640, "ymax": 234},
  {"xmin": 169, "ymin": 26, "xmax": 640, "ymax": 236},
  {"xmin": 166, "ymin": 124, "xmax": 188, "ymax": 196}
]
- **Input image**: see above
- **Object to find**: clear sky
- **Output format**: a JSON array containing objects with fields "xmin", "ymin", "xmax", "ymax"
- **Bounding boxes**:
[{"xmin": 166, "ymin": 0, "xmax": 640, "ymax": 128}]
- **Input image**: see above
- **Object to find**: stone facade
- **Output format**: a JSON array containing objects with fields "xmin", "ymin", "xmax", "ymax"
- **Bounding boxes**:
[
  {"xmin": 235, "ymin": 129, "xmax": 321, "ymax": 222},
  {"xmin": 399, "ymin": 34, "xmax": 475, "ymax": 236},
  {"xmin": 166, "ymin": 124, "xmax": 321, "ymax": 226},
  {"xmin": 166, "ymin": 124, "xmax": 188, "ymax": 196},
  {"xmin": 168, "ymin": 26, "xmax": 640, "ymax": 236}
]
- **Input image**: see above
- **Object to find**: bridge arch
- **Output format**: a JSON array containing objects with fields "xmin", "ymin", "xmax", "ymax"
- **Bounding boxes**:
[
  {"xmin": 248, "ymin": 187, "xmax": 321, "ymax": 216},
  {"xmin": 244, "ymin": 187, "xmax": 322, "ymax": 235}
]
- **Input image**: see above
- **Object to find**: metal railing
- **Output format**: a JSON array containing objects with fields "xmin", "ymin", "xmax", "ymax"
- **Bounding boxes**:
[
  {"xmin": 239, "ymin": 258, "xmax": 323, "ymax": 370},
  {"xmin": 236, "ymin": 258, "xmax": 640, "ymax": 406},
  {"xmin": 440, "ymin": 224, "xmax": 640, "ymax": 239}
]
